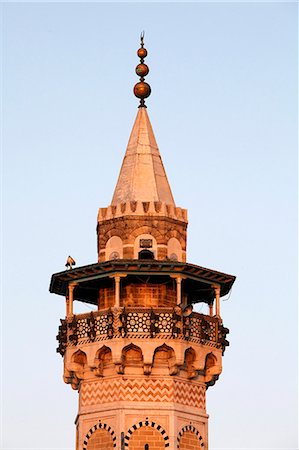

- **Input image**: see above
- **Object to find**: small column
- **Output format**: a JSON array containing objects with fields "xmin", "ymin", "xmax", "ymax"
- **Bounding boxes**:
[
  {"xmin": 65, "ymin": 295, "xmax": 70, "ymax": 318},
  {"xmin": 171, "ymin": 274, "xmax": 185, "ymax": 306},
  {"xmin": 209, "ymin": 302, "xmax": 213, "ymax": 316},
  {"xmin": 110, "ymin": 274, "xmax": 126, "ymax": 308},
  {"xmin": 66, "ymin": 282, "xmax": 78, "ymax": 318},
  {"xmin": 115, "ymin": 276, "xmax": 121, "ymax": 307},
  {"xmin": 213, "ymin": 284, "xmax": 221, "ymax": 317},
  {"xmin": 176, "ymin": 276, "xmax": 182, "ymax": 305}
]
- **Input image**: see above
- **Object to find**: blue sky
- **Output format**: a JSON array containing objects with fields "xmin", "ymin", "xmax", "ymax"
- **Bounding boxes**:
[{"xmin": 2, "ymin": 2, "xmax": 298, "ymax": 449}]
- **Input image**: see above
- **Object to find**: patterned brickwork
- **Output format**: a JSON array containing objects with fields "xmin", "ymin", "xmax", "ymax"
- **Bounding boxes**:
[
  {"xmin": 173, "ymin": 380, "xmax": 206, "ymax": 409},
  {"xmin": 86, "ymin": 428, "xmax": 114, "ymax": 450},
  {"xmin": 99, "ymin": 287, "xmax": 114, "ymax": 309},
  {"xmin": 83, "ymin": 422, "xmax": 116, "ymax": 450},
  {"xmin": 177, "ymin": 426, "xmax": 204, "ymax": 449},
  {"xmin": 125, "ymin": 421, "xmax": 169, "ymax": 448},
  {"xmin": 80, "ymin": 378, "xmax": 205, "ymax": 409},
  {"xmin": 122, "ymin": 283, "xmax": 176, "ymax": 308},
  {"xmin": 128, "ymin": 426, "xmax": 165, "ymax": 450}
]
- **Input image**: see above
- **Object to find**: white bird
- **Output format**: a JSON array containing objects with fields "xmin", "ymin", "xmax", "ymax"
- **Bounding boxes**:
[{"xmin": 65, "ymin": 255, "xmax": 76, "ymax": 270}]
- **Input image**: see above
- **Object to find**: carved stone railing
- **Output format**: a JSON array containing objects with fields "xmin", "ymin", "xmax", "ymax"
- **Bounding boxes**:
[{"xmin": 56, "ymin": 308, "xmax": 229, "ymax": 356}]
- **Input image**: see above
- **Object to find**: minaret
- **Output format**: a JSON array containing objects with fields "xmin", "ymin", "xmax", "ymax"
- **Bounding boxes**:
[{"xmin": 50, "ymin": 35, "xmax": 236, "ymax": 450}]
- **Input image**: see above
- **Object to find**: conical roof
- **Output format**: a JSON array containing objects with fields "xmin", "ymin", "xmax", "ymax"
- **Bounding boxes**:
[{"xmin": 111, "ymin": 107, "xmax": 175, "ymax": 206}]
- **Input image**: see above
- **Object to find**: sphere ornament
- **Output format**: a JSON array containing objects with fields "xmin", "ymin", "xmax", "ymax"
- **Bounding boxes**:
[
  {"xmin": 137, "ymin": 47, "xmax": 148, "ymax": 59},
  {"xmin": 134, "ymin": 82, "xmax": 151, "ymax": 99},
  {"xmin": 135, "ymin": 63, "xmax": 149, "ymax": 77},
  {"xmin": 134, "ymin": 32, "xmax": 151, "ymax": 107}
]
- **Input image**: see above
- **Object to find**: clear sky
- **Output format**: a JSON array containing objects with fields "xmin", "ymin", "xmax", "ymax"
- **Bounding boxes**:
[{"xmin": 2, "ymin": 2, "xmax": 298, "ymax": 449}]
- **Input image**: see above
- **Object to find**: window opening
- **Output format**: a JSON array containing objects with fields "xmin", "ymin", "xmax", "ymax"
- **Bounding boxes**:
[{"xmin": 138, "ymin": 249, "xmax": 154, "ymax": 260}]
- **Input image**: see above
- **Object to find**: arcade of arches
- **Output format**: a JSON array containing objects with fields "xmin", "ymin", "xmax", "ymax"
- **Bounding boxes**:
[{"xmin": 84, "ymin": 422, "xmax": 204, "ymax": 450}]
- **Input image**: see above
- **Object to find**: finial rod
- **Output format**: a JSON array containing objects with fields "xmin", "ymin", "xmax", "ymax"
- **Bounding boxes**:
[{"xmin": 133, "ymin": 33, "xmax": 151, "ymax": 108}]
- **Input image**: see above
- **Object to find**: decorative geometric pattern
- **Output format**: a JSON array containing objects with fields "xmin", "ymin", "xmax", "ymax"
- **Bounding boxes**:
[
  {"xmin": 80, "ymin": 379, "xmax": 206, "ymax": 409},
  {"xmin": 57, "ymin": 309, "xmax": 225, "ymax": 354},
  {"xmin": 191, "ymin": 316, "xmax": 217, "ymax": 341},
  {"xmin": 124, "ymin": 420, "xmax": 169, "ymax": 448},
  {"xmin": 158, "ymin": 312, "xmax": 172, "ymax": 332},
  {"xmin": 82, "ymin": 421, "xmax": 116, "ymax": 450},
  {"xmin": 173, "ymin": 380, "xmax": 206, "ymax": 409},
  {"xmin": 76, "ymin": 317, "xmax": 90, "ymax": 339},
  {"xmin": 126, "ymin": 311, "xmax": 151, "ymax": 332},
  {"xmin": 96, "ymin": 314, "xmax": 109, "ymax": 335},
  {"xmin": 177, "ymin": 425, "xmax": 205, "ymax": 449}
]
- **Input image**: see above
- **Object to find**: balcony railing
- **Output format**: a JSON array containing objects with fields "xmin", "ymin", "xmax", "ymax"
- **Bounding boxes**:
[{"xmin": 56, "ymin": 308, "xmax": 229, "ymax": 356}]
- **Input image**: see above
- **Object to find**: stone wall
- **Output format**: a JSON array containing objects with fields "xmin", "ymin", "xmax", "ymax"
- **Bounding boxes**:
[
  {"xmin": 97, "ymin": 283, "xmax": 177, "ymax": 309},
  {"xmin": 97, "ymin": 215, "xmax": 187, "ymax": 262},
  {"xmin": 122, "ymin": 283, "xmax": 176, "ymax": 308}
]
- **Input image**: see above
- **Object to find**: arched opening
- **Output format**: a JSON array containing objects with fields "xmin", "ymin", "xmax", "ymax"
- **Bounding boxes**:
[
  {"xmin": 138, "ymin": 249, "xmax": 154, "ymax": 260},
  {"xmin": 204, "ymin": 352, "xmax": 219, "ymax": 387},
  {"xmin": 134, "ymin": 233, "xmax": 157, "ymax": 259},
  {"xmin": 205, "ymin": 352, "xmax": 217, "ymax": 371},
  {"xmin": 122, "ymin": 344, "xmax": 144, "ymax": 374},
  {"xmin": 69, "ymin": 349, "xmax": 88, "ymax": 386},
  {"xmin": 83, "ymin": 422, "xmax": 116, "ymax": 450},
  {"xmin": 95, "ymin": 346, "xmax": 113, "ymax": 376},
  {"xmin": 177, "ymin": 425, "xmax": 205, "ymax": 449},
  {"xmin": 184, "ymin": 347, "xmax": 197, "ymax": 378},
  {"xmin": 125, "ymin": 421, "xmax": 169, "ymax": 449},
  {"xmin": 152, "ymin": 344, "xmax": 177, "ymax": 375},
  {"xmin": 72, "ymin": 349, "xmax": 87, "ymax": 366}
]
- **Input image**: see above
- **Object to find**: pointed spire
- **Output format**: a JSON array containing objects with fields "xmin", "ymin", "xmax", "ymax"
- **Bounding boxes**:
[
  {"xmin": 111, "ymin": 35, "xmax": 175, "ymax": 206},
  {"xmin": 111, "ymin": 107, "xmax": 175, "ymax": 206}
]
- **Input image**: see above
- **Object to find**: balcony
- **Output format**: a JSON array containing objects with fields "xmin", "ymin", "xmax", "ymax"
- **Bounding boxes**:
[{"xmin": 57, "ymin": 307, "xmax": 229, "ymax": 356}]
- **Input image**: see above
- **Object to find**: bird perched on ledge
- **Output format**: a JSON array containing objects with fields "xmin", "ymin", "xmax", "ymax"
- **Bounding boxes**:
[{"xmin": 65, "ymin": 255, "xmax": 76, "ymax": 270}]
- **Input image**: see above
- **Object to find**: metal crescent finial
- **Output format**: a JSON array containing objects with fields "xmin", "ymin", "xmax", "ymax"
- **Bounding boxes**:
[{"xmin": 140, "ymin": 31, "xmax": 145, "ymax": 47}]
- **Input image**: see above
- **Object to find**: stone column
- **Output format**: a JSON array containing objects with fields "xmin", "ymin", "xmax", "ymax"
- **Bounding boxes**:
[
  {"xmin": 176, "ymin": 276, "xmax": 183, "ymax": 305},
  {"xmin": 115, "ymin": 276, "xmax": 121, "ymax": 307},
  {"xmin": 171, "ymin": 275, "xmax": 185, "ymax": 306},
  {"xmin": 67, "ymin": 282, "xmax": 78, "ymax": 318},
  {"xmin": 213, "ymin": 284, "xmax": 221, "ymax": 317},
  {"xmin": 110, "ymin": 274, "xmax": 127, "ymax": 307}
]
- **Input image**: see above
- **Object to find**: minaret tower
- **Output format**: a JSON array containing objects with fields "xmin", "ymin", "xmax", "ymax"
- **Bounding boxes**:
[{"xmin": 50, "ymin": 35, "xmax": 236, "ymax": 450}]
